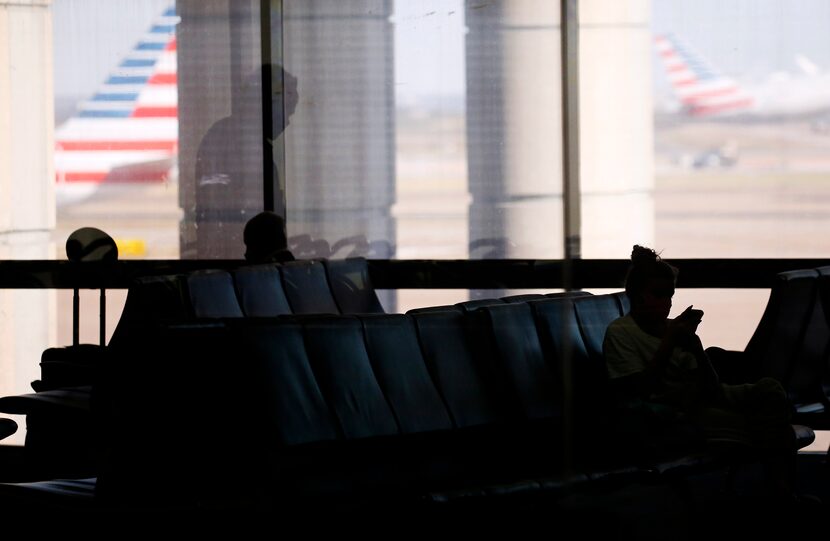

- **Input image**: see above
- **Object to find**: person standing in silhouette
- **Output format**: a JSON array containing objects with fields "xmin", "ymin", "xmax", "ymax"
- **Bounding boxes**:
[{"xmin": 194, "ymin": 64, "xmax": 299, "ymax": 258}]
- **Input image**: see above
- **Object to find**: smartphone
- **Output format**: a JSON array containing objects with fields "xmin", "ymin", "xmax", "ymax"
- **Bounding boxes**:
[{"xmin": 680, "ymin": 305, "xmax": 704, "ymax": 323}]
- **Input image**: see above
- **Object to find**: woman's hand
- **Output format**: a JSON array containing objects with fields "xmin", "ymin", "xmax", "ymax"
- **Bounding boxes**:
[{"xmin": 665, "ymin": 306, "xmax": 705, "ymax": 353}]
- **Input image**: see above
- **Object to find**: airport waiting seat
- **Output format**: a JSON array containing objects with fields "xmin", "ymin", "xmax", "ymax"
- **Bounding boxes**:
[
  {"xmin": 110, "ymin": 274, "xmax": 190, "ymax": 346},
  {"xmin": 301, "ymin": 316, "xmax": 399, "ymax": 439},
  {"xmin": 0, "ymin": 418, "xmax": 16, "ymax": 441},
  {"xmin": 544, "ymin": 291, "xmax": 593, "ymax": 299},
  {"xmin": 572, "ymin": 293, "xmax": 627, "ymax": 365},
  {"xmin": 411, "ymin": 310, "xmax": 506, "ymax": 429},
  {"xmin": 706, "ymin": 269, "xmax": 830, "ymax": 426},
  {"xmin": 359, "ymin": 314, "xmax": 452, "ymax": 434},
  {"xmin": 500, "ymin": 293, "xmax": 547, "ymax": 303},
  {"xmin": 0, "ymin": 291, "xmax": 817, "ymax": 517},
  {"xmin": 785, "ymin": 269, "xmax": 830, "ymax": 417},
  {"xmin": 529, "ymin": 296, "xmax": 611, "ymax": 458},
  {"xmin": 234, "ymin": 319, "xmax": 338, "ymax": 447},
  {"xmin": 324, "ymin": 258, "xmax": 385, "ymax": 314},
  {"xmin": 707, "ymin": 270, "xmax": 817, "ymax": 383},
  {"xmin": 455, "ymin": 298, "xmax": 505, "ymax": 312},
  {"xmin": 477, "ymin": 303, "xmax": 559, "ymax": 422},
  {"xmin": 183, "ymin": 269, "xmax": 244, "ymax": 318},
  {"xmin": 611, "ymin": 291, "xmax": 630, "ymax": 314},
  {"xmin": 232, "ymin": 264, "xmax": 293, "ymax": 317},
  {"xmin": 814, "ymin": 266, "xmax": 830, "ymax": 396},
  {"xmin": 280, "ymin": 260, "xmax": 341, "ymax": 314},
  {"xmin": 405, "ymin": 304, "xmax": 461, "ymax": 315}
]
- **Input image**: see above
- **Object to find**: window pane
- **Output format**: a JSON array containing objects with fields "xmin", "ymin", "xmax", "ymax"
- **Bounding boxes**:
[
  {"xmin": 652, "ymin": 0, "xmax": 830, "ymax": 258},
  {"xmin": 54, "ymin": 0, "xmax": 181, "ymax": 259},
  {"xmin": 579, "ymin": 0, "xmax": 830, "ymax": 352},
  {"xmin": 179, "ymin": 1, "xmax": 265, "ymax": 258},
  {"xmin": 280, "ymin": 0, "xmax": 563, "ymax": 262}
]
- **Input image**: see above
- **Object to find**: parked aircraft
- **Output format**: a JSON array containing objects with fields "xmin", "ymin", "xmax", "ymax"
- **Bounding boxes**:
[
  {"xmin": 654, "ymin": 33, "xmax": 830, "ymax": 124},
  {"xmin": 54, "ymin": 6, "xmax": 178, "ymax": 206}
]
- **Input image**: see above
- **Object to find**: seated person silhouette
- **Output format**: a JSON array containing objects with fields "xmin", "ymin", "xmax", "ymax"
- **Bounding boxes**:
[
  {"xmin": 603, "ymin": 245, "xmax": 802, "ymax": 502},
  {"xmin": 243, "ymin": 211, "xmax": 295, "ymax": 263}
]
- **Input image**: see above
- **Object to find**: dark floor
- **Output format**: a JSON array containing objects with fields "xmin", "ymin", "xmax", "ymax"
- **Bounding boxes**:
[
  {"xmin": 542, "ymin": 451, "xmax": 830, "ymax": 540},
  {"xmin": 1, "ymin": 443, "xmax": 829, "ymax": 536}
]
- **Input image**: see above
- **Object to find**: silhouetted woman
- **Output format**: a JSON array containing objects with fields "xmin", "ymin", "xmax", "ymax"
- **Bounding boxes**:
[{"xmin": 603, "ymin": 245, "xmax": 799, "ymax": 500}]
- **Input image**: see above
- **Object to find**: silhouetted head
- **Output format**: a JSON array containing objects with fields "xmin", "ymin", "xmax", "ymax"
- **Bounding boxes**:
[
  {"xmin": 243, "ymin": 211, "xmax": 291, "ymax": 263},
  {"xmin": 238, "ymin": 64, "xmax": 299, "ymax": 133},
  {"xmin": 625, "ymin": 245, "xmax": 678, "ymax": 322}
]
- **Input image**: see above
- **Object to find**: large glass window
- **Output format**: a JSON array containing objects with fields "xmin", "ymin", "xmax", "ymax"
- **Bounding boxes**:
[
  {"xmin": 54, "ymin": 0, "xmax": 181, "ymax": 259},
  {"xmin": 579, "ymin": 0, "xmax": 830, "ymax": 349},
  {"xmin": 3, "ymin": 0, "xmax": 828, "ymax": 393}
]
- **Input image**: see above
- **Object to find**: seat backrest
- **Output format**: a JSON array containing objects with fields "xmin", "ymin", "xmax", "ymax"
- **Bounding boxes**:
[
  {"xmin": 109, "ymin": 273, "xmax": 187, "ymax": 348},
  {"xmin": 787, "ymin": 278, "xmax": 830, "ymax": 407},
  {"xmin": 744, "ymin": 269, "xmax": 819, "ymax": 385},
  {"xmin": 406, "ymin": 304, "xmax": 461, "ymax": 315},
  {"xmin": 301, "ymin": 316, "xmax": 399, "ymax": 439},
  {"xmin": 455, "ymin": 298, "xmax": 505, "ymax": 312},
  {"xmin": 323, "ymin": 258, "xmax": 385, "ymax": 314},
  {"xmin": 529, "ymin": 295, "xmax": 614, "ymax": 453},
  {"xmin": 411, "ymin": 310, "xmax": 506, "ymax": 428},
  {"xmin": 572, "ymin": 293, "xmax": 626, "ymax": 364},
  {"xmin": 281, "ymin": 260, "xmax": 340, "ymax": 314},
  {"xmin": 184, "ymin": 269, "xmax": 244, "ymax": 318},
  {"xmin": 359, "ymin": 314, "xmax": 453, "ymax": 433},
  {"xmin": 544, "ymin": 291, "xmax": 593, "ymax": 299},
  {"xmin": 234, "ymin": 320, "xmax": 338, "ymax": 446},
  {"xmin": 769, "ymin": 268, "xmax": 828, "ymax": 406},
  {"xmin": 500, "ymin": 294, "xmax": 547, "ymax": 304},
  {"xmin": 816, "ymin": 266, "xmax": 830, "ymax": 397},
  {"xmin": 612, "ymin": 291, "xmax": 630, "ymax": 314},
  {"xmin": 528, "ymin": 297, "xmax": 596, "ymax": 409},
  {"xmin": 477, "ymin": 303, "xmax": 560, "ymax": 420},
  {"xmin": 232, "ymin": 264, "xmax": 292, "ymax": 317}
]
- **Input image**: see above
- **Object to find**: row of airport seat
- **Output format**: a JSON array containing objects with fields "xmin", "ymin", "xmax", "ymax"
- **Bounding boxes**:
[
  {"xmin": 708, "ymin": 266, "xmax": 830, "ymax": 428},
  {"xmin": 3, "ymin": 257, "xmax": 588, "ymax": 477},
  {"xmin": 0, "ymin": 289, "xmax": 813, "ymax": 519},
  {"xmin": 0, "ymin": 257, "xmax": 386, "ymax": 478}
]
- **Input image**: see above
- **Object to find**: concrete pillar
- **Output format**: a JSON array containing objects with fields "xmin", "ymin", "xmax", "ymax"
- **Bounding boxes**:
[
  {"xmin": 0, "ymin": 0, "xmax": 56, "ymax": 444},
  {"xmin": 466, "ymin": 1, "xmax": 563, "ymax": 260},
  {"xmin": 579, "ymin": 0, "xmax": 653, "ymax": 258},
  {"xmin": 465, "ymin": 0, "xmax": 654, "ymax": 262},
  {"xmin": 283, "ymin": 0, "xmax": 396, "ymax": 259}
]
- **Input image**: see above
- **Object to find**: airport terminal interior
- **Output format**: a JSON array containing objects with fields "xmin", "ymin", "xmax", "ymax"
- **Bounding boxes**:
[{"xmin": 2, "ymin": 0, "xmax": 830, "ymax": 532}]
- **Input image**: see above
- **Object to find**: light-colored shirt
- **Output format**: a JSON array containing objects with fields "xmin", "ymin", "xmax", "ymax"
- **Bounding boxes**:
[{"xmin": 603, "ymin": 314, "xmax": 702, "ymax": 408}]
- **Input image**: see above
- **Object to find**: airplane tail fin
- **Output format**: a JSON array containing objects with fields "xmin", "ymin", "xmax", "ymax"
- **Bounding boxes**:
[
  {"xmin": 55, "ymin": 5, "xmax": 179, "ymax": 185},
  {"xmin": 654, "ymin": 33, "xmax": 754, "ymax": 118}
]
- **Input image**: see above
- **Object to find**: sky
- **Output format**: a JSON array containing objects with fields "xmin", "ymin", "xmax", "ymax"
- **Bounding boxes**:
[{"xmin": 652, "ymin": 0, "xmax": 830, "ymax": 95}]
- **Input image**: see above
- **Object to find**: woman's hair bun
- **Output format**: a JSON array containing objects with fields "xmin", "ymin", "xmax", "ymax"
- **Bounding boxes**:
[{"xmin": 631, "ymin": 245, "xmax": 659, "ymax": 266}]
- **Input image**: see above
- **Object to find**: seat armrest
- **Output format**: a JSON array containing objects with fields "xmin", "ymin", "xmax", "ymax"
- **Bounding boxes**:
[{"xmin": 705, "ymin": 347, "xmax": 756, "ymax": 385}]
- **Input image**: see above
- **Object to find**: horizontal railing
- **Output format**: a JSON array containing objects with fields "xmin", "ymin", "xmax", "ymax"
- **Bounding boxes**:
[{"xmin": 0, "ymin": 258, "xmax": 828, "ymax": 290}]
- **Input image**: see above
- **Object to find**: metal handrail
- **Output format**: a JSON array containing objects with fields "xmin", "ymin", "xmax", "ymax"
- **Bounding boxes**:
[{"xmin": 0, "ymin": 258, "xmax": 827, "ymax": 290}]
